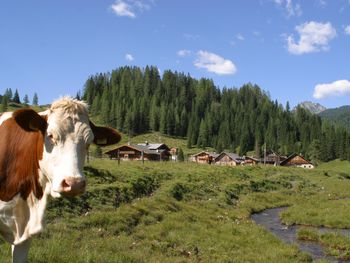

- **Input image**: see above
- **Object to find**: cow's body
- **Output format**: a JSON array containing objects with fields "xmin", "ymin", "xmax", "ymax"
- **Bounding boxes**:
[{"xmin": 0, "ymin": 98, "xmax": 121, "ymax": 263}]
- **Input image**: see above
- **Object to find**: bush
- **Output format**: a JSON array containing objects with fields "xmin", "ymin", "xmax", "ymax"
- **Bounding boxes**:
[
  {"xmin": 130, "ymin": 174, "xmax": 160, "ymax": 197},
  {"xmin": 170, "ymin": 183, "xmax": 189, "ymax": 201}
]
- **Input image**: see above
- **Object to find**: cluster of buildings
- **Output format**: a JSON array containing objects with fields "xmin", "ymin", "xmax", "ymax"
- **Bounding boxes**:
[
  {"xmin": 104, "ymin": 142, "xmax": 314, "ymax": 169},
  {"xmin": 189, "ymin": 150, "xmax": 314, "ymax": 169}
]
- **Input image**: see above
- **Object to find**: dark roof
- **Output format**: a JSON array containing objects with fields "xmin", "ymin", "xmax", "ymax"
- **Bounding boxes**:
[
  {"xmin": 192, "ymin": 151, "xmax": 219, "ymax": 158},
  {"xmin": 215, "ymin": 152, "xmax": 244, "ymax": 163},
  {"xmin": 244, "ymin": 156, "xmax": 260, "ymax": 162},
  {"xmin": 137, "ymin": 143, "xmax": 170, "ymax": 151}
]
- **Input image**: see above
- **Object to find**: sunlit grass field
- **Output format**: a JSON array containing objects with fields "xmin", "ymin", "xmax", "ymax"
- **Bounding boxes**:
[{"xmin": 1, "ymin": 159, "xmax": 350, "ymax": 262}]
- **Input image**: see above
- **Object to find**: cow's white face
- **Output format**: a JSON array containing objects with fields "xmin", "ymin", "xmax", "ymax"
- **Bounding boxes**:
[
  {"xmin": 39, "ymin": 111, "xmax": 93, "ymax": 198},
  {"xmin": 9, "ymin": 97, "xmax": 121, "ymax": 200}
]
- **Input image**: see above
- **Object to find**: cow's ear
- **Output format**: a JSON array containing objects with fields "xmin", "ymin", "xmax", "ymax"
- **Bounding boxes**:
[
  {"xmin": 89, "ymin": 121, "xmax": 121, "ymax": 146},
  {"xmin": 13, "ymin": 108, "xmax": 47, "ymax": 134}
]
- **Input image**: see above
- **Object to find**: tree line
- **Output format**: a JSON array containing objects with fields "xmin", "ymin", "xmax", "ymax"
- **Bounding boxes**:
[
  {"xmin": 5, "ymin": 69, "xmax": 346, "ymax": 164},
  {"xmin": 80, "ymin": 65, "xmax": 350, "ymax": 163},
  {"xmin": 0, "ymin": 88, "xmax": 39, "ymax": 112}
]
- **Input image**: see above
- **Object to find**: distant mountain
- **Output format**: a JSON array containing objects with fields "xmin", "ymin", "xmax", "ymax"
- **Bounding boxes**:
[
  {"xmin": 296, "ymin": 101, "xmax": 327, "ymax": 114},
  {"xmin": 319, "ymin": 105, "xmax": 350, "ymax": 129}
]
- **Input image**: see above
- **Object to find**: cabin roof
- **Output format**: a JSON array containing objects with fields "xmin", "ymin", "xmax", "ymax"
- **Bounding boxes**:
[
  {"xmin": 280, "ymin": 153, "xmax": 313, "ymax": 166},
  {"xmin": 215, "ymin": 152, "xmax": 244, "ymax": 162},
  {"xmin": 105, "ymin": 143, "xmax": 170, "ymax": 155},
  {"xmin": 192, "ymin": 151, "xmax": 219, "ymax": 158}
]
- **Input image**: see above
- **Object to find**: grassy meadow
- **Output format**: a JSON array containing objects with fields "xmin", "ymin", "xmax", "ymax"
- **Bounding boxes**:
[{"xmin": 1, "ymin": 159, "xmax": 350, "ymax": 262}]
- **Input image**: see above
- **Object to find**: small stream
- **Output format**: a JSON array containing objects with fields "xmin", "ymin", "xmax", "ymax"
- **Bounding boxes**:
[{"xmin": 251, "ymin": 207, "xmax": 350, "ymax": 263}]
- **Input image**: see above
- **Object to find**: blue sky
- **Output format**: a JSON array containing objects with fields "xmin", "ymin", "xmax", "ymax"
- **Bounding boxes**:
[{"xmin": 0, "ymin": 0, "xmax": 349, "ymax": 108}]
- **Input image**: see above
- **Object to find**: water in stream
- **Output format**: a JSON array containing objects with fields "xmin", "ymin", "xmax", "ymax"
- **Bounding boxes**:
[{"xmin": 251, "ymin": 207, "xmax": 350, "ymax": 263}]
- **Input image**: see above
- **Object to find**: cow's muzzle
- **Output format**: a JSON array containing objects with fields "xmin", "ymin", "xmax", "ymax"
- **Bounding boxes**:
[{"xmin": 60, "ymin": 177, "xmax": 86, "ymax": 196}]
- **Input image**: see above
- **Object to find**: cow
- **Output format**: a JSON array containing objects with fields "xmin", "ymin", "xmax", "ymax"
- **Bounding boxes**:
[{"xmin": 0, "ymin": 97, "xmax": 121, "ymax": 263}]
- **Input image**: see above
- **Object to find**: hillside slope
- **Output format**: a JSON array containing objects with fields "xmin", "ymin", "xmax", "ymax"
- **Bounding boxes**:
[{"xmin": 319, "ymin": 105, "xmax": 350, "ymax": 129}]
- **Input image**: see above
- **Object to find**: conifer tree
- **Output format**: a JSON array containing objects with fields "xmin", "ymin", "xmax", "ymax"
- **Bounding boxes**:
[
  {"xmin": 197, "ymin": 118, "xmax": 209, "ymax": 149},
  {"xmin": 1, "ymin": 95, "xmax": 8, "ymax": 112},
  {"xmin": 32, "ymin": 93, "xmax": 39, "ymax": 105},
  {"xmin": 5, "ymin": 88, "xmax": 13, "ymax": 101},
  {"xmin": 13, "ymin": 89, "xmax": 21, "ymax": 104},
  {"xmin": 23, "ymin": 94, "xmax": 29, "ymax": 106}
]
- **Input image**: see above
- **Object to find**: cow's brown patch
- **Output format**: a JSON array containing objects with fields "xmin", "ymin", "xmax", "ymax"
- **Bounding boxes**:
[
  {"xmin": 90, "ymin": 121, "xmax": 121, "ymax": 146},
  {"xmin": 0, "ymin": 110, "xmax": 46, "ymax": 201}
]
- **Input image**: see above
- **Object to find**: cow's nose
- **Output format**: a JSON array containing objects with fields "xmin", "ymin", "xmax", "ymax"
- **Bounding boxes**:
[{"xmin": 61, "ymin": 177, "xmax": 86, "ymax": 196}]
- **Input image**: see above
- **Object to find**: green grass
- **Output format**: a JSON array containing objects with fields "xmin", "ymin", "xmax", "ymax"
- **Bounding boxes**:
[
  {"xmin": 0, "ymin": 102, "xmax": 47, "ymax": 112},
  {"xmin": 297, "ymin": 228, "xmax": 350, "ymax": 260},
  {"xmin": 1, "ymin": 159, "xmax": 350, "ymax": 262},
  {"xmin": 280, "ymin": 159, "xmax": 350, "ymax": 228}
]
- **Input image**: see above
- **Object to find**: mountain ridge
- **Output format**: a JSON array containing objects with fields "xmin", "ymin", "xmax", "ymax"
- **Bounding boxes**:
[{"xmin": 295, "ymin": 101, "xmax": 326, "ymax": 114}]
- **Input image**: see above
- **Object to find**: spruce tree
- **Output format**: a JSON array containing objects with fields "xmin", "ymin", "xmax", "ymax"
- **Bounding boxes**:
[
  {"xmin": 23, "ymin": 94, "xmax": 29, "ymax": 106},
  {"xmin": 13, "ymin": 89, "xmax": 21, "ymax": 104},
  {"xmin": 5, "ymin": 88, "xmax": 13, "ymax": 101},
  {"xmin": 32, "ymin": 93, "xmax": 39, "ymax": 105},
  {"xmin": 197, "ymin": 118, "xmax": 208, "ymax": 149},
  {"xmin": 1, "ymin": 96, "xmax": 8, "ymax": 112}
]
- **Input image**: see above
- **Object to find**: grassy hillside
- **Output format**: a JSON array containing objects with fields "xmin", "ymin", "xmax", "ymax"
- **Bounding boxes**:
[
  {"xmin": 1, "ymin": 160, "xmax": 350, "ymax": 262},
  {"xmin": 0, "ymin": 102, "xmax": 47, "ymax": 113}
]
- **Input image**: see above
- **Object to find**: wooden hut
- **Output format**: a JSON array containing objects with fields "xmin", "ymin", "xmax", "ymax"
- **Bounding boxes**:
[
  {"xmin": 243, "ymin": 156, "xmax": 260, "ymax": 166},
  {"xmin": 280, "ymin": 153, "xmax": 314, "ymax": 169},
  {"xmin": 262, "ymin": 150, "xmax": 287, "ymax": 166},
  {"xmin": 105, "ymin": 142, "xmax": 171, "ymax": 161},
  {"xmin": 214, "ymin": 152, "xmax": 244, "ymax": 166},
  {"xmin": 191, "ymin": 151, "xmax": 219, "ymax": 164}
]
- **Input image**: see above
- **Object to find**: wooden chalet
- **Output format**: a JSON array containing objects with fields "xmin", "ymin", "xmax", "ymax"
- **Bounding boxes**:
[
  {"xmin": 243, "ymin": 156, "xmax": 260, "ymax": 166},
  {"xmin": 190, "ymin": 151, "xmax": 219, "ymax": 164},
  {"xmin": 280, "ymin": 153, "xmax": 314, "ymax": 169},
  {"xmin": 214, "ymin": 152, "xmax": 244, "ymax": 166},
  {"xmin": 262, "ymin": 150, "xmax": 287, "ymax": 166},
  {"xmin": 105, "ymin": 142, "xmax": 171, "ymax": 161}
]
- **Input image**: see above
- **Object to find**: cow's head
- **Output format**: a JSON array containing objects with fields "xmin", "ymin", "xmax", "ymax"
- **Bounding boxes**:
[{"xmin": 13, "ymin": 97, "xmax": 121, "ymax": 198}]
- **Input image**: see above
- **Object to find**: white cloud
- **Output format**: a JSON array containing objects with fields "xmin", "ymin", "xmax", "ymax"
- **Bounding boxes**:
[
  {"xmin": 177, "ymin": 49, "xmax": 191, "ymax": 57},
  {"xmin": 194, "ymin": 50, "xmax": 237, "ymax": 75},
  {"xmin": 125, "ymin": 53, "xmax": 134, "ymax": 61},
  {"xmin": 313, "ymin": 80, "xmax": 350, "ymax": 99},
  {"xmin": 273, "ymin": 0, "xmax": 302, "ymax": 17},
  {"xmin": 236, "ymin": 33, "xmax": 245, "ymax": 41},
  {"xmin": 111, "ymin": 0, "xmax": 136, "ymax": 18},
  {"xmin": 286, "ymin": 21, "xmax": 336, "ymax": 55},
  {"xmin": 345, "ymin": 25, "xmax": 350, "ymax": 35},
  {"xmin": 110, "ymin": 0, "xmax": 153, "ymax": 18}
]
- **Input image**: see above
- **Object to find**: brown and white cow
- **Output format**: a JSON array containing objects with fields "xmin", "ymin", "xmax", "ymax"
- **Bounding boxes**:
[{"xmin": 0, "ymin": 97, "xmax": 121, "ymax": 263}]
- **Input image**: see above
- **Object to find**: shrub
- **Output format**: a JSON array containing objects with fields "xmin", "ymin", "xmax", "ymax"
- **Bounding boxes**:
[{"xmin": 170, "ymin": 183, "xmax": 189, "ymax": 201}]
